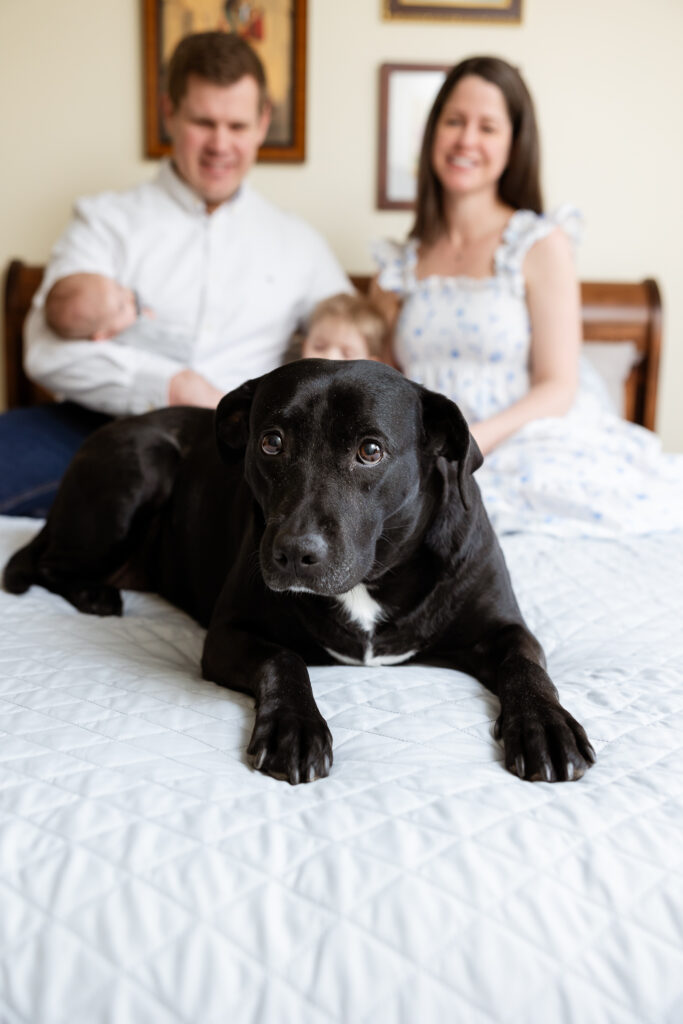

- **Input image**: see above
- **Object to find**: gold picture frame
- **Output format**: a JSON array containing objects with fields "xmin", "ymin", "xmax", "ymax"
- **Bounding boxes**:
[
  {"xmin": 383, "ymin": 0, "xmax": 522, "ymax": 22},
  {"xmin": 143, "ymin": 0, "xmax": 307, "ymax": 162}
]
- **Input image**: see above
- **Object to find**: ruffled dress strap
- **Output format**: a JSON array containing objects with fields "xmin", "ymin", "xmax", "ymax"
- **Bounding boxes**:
[
  {"xmin": 371, "ymin": 238, "xmax": 419, "ymax": 296},
  {"xmin": 495, "ymin": 204, "xmax": 582, "ymax": 295}
]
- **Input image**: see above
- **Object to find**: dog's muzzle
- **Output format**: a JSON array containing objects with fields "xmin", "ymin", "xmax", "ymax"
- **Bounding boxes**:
[{"xmin": 262, "ymin": 527, "xmax": 355, "ymax": 595}]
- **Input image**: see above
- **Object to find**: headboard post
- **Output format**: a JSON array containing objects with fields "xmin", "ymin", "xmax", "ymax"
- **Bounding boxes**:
[
  {"xmin": 4, "ymin": 260, "xmax": 47, "ymax": 409},
  {"xmin": 579, "ymin": 278, "xmax": 661, "ymax": 430},
  {"xmin": 642, "ymin": 278, "xmax": 662, "ymax": 431}
]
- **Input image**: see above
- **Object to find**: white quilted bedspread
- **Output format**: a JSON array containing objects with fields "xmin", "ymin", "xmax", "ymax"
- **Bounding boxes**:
[{"xmin": 1, "ymin": 516, "xmax": 682, "ymax": 1024}]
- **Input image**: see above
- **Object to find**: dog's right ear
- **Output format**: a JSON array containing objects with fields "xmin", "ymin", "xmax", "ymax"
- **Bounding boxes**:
[
  {"xmin": 215, "ymin": 379, "xmax": 258, "ymax": 463},
  {"xmin": 419, "ymin": 385, "xmax": 483, "ymax": 510}
]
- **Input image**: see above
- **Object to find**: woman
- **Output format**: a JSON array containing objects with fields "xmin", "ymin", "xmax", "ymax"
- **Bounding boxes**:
[
  {"xmin": 371, "ymin": 56, "xmax": 582, "ymax": 456},
  {"xmin": 372, "ymin": 57, "xmax": 683, "ymax": 536}
]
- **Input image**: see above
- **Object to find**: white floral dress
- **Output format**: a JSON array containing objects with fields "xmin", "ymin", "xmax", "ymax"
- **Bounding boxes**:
[{"xmin": 374, "ymin": 208, "xmax": 683, "ymax": 537}]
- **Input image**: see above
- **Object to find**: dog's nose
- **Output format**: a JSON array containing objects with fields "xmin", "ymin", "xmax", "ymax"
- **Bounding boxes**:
[{"xmin": 272, "ymin": 532, "xmax": 328, "ymax": 575}]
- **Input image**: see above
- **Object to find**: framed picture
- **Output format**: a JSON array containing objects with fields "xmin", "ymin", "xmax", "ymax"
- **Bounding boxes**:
[
  {"xmin": 377, "ymin": 63, "xmax": 449, "ymax": 210},
  {"xmin": 383, "ymin": 0, "xmax": 522, "ymax": 21},
  {"xmin": 143, "ymin": 0, "xmax": 307, "ymax": 162}
]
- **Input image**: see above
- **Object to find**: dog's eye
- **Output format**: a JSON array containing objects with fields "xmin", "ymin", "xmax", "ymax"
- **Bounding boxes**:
[
  {"xmin": 261, "ymin": 433, "xmax": 283, "ymax": 456},
  {"xmin": 357, "ymin": 440, "xmax": 383, "ymax": 465}
]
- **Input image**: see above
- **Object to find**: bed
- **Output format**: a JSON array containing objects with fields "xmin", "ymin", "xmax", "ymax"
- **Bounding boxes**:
[{"xmin": 2, "ymin": 263, "xmax": 682, "ymax": 1024}]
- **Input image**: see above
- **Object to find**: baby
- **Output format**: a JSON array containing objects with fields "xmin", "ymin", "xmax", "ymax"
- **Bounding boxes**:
[
  {"xmin": 46, "ymin": 273, "xmax": 147, "ymax": 340},
  {"xmin": 46, "ymin": 278, "xmax": 385, "ymax": 368},
  {"xmin": 301, "ymin": 293, "xmax": 386, "ymax": 362}
]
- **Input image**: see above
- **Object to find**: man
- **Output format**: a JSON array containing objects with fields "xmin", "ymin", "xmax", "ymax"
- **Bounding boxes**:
[{"xmin": 1, "ymin": 32, "xmax": 351, "ymax": 517}]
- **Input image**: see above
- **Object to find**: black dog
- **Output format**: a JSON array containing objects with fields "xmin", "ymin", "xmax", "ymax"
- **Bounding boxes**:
[{"xmin": 4, "ymin": 359, "xmax": 594, "ymax": 784}]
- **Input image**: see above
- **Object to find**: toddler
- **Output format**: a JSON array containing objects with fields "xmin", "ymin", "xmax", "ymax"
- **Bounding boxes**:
[{"xmin": 301, "ymin": 293, "xmax": 386, "ymax": 362}]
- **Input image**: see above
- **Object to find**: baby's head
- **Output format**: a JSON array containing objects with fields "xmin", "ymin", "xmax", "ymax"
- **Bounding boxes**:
[
  {"xmin": 46, "ymin": 274, "xmax": 138, "ymax": 340},
  {"xmin": 301, "ymin": 293, "xmax": 386, "ymax": 362}
]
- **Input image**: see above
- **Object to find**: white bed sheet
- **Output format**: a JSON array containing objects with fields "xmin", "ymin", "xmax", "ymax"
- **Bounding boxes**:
[{"xmin": 1, "ymin": 515, "xmax": 682, "ymax": 1024}]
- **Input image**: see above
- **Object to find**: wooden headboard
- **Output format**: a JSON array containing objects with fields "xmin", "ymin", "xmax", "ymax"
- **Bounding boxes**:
[
  {"xmin": 3, "ymin": 260, "xmax": 662, "ymax": 429},
  {"xmin": 4, "ymin": 261, "xmax": 49, "ymax": 408},
  {"xmin": 350, "ymin": 273, "xmax": 661, "ymax": 430}
]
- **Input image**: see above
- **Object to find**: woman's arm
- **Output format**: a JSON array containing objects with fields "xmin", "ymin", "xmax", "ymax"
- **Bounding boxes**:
[
  {"xmin": 470, "ymin": 227, "xmax": 582, "ymax": 455},
  {"xmin": 368, "ymin": 275, "xmax": 403, "ymax": 369}
]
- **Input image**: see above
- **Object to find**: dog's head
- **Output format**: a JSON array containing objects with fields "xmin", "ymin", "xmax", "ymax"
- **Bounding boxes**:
[{"xmin": 215, "ymin": 359, "xmax": 482, "ymax": 596}]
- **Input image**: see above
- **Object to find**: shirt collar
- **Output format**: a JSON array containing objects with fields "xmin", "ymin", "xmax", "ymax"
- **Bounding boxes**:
[{"xmin": 155, "ymin": 158, "xmax": 249, "ymax": 217}]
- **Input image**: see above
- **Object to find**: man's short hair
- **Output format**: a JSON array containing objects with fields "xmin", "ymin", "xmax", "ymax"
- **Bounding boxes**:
[
  {"xmin": 308, "ymin": 293, "xmax": 387, "ymax": 359},
  {"xmin": 166, "ymin": 31, "xmax": 268, "ymax": 110}
]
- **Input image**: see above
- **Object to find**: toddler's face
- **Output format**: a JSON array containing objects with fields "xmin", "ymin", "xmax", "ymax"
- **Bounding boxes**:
[{"xmin": 302, "ymin": 316, "xmax": 370, "ymax": 361}]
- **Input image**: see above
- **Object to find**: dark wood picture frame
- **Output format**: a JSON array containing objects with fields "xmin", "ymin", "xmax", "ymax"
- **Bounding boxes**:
[
  {"xmin": 383, "ymin": 0, "xmax": 522, "ymax": 21},
  {"xmin": 143, "ymin": 0, "xmax": 307, "ymax": 163},
  {"xmin": 377, "ymin": 63, "xmax": 450, "ymax": 211}
]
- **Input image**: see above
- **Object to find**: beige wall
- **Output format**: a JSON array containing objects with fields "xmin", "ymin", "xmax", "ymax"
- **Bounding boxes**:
[{"xmin": 1, "ymin": 0, "xmax": 681, "ymax": 449}]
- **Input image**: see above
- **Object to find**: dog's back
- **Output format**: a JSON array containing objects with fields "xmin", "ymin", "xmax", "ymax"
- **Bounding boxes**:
[{"xmin": 2, "ymin": 406, "xmax": 235, "ymax": 622}]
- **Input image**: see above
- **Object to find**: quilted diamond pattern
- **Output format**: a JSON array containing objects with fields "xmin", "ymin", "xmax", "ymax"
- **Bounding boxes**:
[{"xmin": 1, "ymin": 518, "xmax": 682, "ymax": 1023}]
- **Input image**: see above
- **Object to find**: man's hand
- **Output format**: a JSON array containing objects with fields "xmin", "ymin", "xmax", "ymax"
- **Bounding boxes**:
[{"xmin": 168, "ymin": 368, "xmax": 223, "ymax": 408}]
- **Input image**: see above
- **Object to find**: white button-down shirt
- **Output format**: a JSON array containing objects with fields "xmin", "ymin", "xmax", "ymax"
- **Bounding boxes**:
[{"xmin": 24, "ymin": 160, "xmax": 352, "ymax": 415}]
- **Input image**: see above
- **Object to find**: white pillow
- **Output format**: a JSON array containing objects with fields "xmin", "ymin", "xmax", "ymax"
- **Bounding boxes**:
[{"xmin": 582, "ymin": 341, "xmax": 640, "ymax": 416}]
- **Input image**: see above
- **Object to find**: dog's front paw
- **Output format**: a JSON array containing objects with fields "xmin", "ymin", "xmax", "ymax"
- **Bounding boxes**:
[
  {"xmin": 496, "ymin": 699, "xmax": 595, "ymax": 782},
  {"xmin": 248, "ymin": 705, "xmax": 333, "ymax": 784}
]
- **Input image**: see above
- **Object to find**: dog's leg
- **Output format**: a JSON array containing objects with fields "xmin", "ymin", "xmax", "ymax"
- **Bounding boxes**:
[
  {"xmin": 3, "ymin": 518, "xmax": 124, "ymax": 614},
  {"xmin": 202, "ymin": 627, "xmax": 333, "ymax": 784},
  {"xmin": 4, "ymin": 423, "xmax": 182, "ymax": 615},
  {"xmin": 472, "ymin": 624, "xmax": 595, "ymax": 782},
  {"xmin": 3, "ymin": 527, "xmax": 48, "ymax": 595}
]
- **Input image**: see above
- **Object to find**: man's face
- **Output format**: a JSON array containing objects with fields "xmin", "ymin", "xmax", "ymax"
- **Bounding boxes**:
[{"xmin": 163, "ymin": 74, "xmax": 270, "ymax": 210}]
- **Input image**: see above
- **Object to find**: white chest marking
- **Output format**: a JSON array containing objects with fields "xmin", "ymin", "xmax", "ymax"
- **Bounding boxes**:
[
  {"xmin": 336, "ymin": 584, "xmax": 384, "ymax": 633},
  {"xmin": 325, "ymin": 646, "xmax": 417, "ymax": 668},
  {"xmin": 328, "ymin": 585, "xmax": 415, "ymax": 666}
]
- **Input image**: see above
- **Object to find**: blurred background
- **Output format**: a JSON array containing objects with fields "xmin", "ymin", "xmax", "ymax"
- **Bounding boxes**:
[{"xmin": 1, "ymin": 0, "xmax": 681, "ymax": 448}]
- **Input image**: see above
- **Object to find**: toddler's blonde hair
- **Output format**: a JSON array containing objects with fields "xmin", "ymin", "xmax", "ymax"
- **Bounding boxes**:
[{"xmin": 308, "ymin": 292, "xmax": 386, "ymax": 358}]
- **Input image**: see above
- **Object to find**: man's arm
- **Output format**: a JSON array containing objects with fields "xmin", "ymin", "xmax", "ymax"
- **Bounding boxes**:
[
  {"xmin": 26, "ymin": 308, "xmax": 226, "ymax": 415},
  {"xmin": 24, "ymin": 307, "xmax": 185, "ymax": 415},
  {"xmin": 25, "ymin": 197, "xmax": 184, "ymax": 413},
  {"xmin": 26, "ymin": 197, "xmax": 224, "ymax": 414}
]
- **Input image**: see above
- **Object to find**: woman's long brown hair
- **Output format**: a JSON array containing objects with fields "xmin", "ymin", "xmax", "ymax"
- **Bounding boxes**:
[{"xmin": 410, "ymin": 56, "xmax": 543, "ymax": 245}]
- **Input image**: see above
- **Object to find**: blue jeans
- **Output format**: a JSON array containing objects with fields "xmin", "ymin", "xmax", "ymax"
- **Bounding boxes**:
[{"xmin": 0, "ymin": 403, "xmax": 112, "ymax": 518}]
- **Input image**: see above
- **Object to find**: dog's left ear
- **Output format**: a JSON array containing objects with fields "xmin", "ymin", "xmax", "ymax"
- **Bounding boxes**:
[
  {"xmin": 419, "ymin": 386, "xmax": 483, "ymax": 509},
  {"xmin": 215, "ymin": 378, "xmax": 258, "ymax": 463}
]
